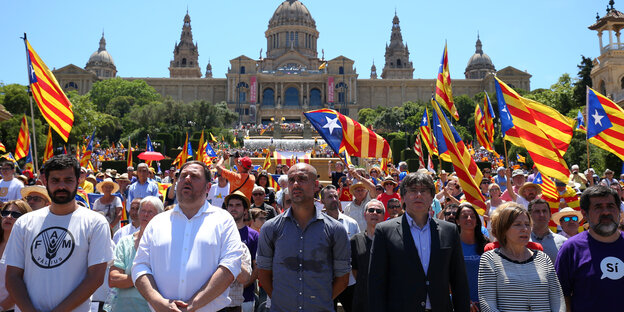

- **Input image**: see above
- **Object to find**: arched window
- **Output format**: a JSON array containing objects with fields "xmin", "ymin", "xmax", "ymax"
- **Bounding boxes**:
[
  {"xmin": 64, "ymin": 81, "xmax": 78, "ymax": 90},
  {"xmin": 285, "ymin": 87, "xmax": 299, "ymax": 106},
  {"xmin": 397, "ymin": 59, "xmax": 402, "ymax": 67},
  {"xmin": 182, "ymin": 58, "xmax": 187, "ymax": 66},
  {"xmin": 285, "ymin": 32, "xmax": 289, "ymax": 47},
  {"xmin": 240, "ymin": 66, "xmax": 246, "ymax": 74},
  {"xmin": 310, "ymin": 88, "xmax": 321, "ymax": 106},
  {"xmin": 263, "ymin": 88, "xmax": 275, "ymax": 106},
  {"xmin": 620, "ymin": 77, "xmax": 624, "ymax": 90},
  {"xmin": 339, "ymin": 66, "xmax": 344, "ymax": 75},
  {"xmin": 600, "ymin": 80, "xmax": 607, "ymax": 95},
  {"xmin": 336, "ymin": 82, "xmax": 348, "ymax": 104}
]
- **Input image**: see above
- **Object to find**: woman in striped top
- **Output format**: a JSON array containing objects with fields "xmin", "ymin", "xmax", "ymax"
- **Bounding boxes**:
[{"xmin": 478, "ymin": 203, "xmax": 565, "ymax": 312}]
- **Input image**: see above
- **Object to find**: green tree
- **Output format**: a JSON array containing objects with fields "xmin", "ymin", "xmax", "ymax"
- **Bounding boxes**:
[
  {"xmin": 88, "ymin": 78, "xmax": 161, "ymax": 112},
  {"xmin": 573, "ymin": 55, "xmax": 593, "ymax": 108},
  {"xmin": 0, "ymin": 84, "xmax": 30, "ymax": 116}
]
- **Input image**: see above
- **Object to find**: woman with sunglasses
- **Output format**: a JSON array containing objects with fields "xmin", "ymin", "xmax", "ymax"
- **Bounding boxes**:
[
  {"xmin": 350, "ymin": 199, "xmax": 385, "ymax": 312},
  {"xmin": 0, "ymin": 200, "xmax": 32, "ymax": 311},
  {"xmin": 457, "ymin": 203, "xmax": 489, "ymax": 311}
]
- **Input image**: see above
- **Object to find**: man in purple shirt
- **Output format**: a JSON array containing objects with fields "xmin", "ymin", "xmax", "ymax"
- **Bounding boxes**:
[
  {"xmin": 555, "ymin": 185, "xmax": 624, "ymax": 311},
  {"xmin": 225, "ymin": 190, "xmax": 259, "ymax": 312}
]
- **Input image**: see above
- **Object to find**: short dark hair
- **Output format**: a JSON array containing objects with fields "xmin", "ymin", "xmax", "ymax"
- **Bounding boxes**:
[
  {"xmin": 528, "ymin": 198, "xmax": 550, "ymax": 214},
  {"xmin": 321, "ymin": 184, "xmax": 337, "ymax": 198},
  {"xmin": 580, "ymin": 185, "xmax": 621, "ymax": 212},
  {"xmin": 0, "ymin": 160, "xmax": 15, "ymax": 169},
  {"xmin": 492, "ymin": 203, "xmax": 532, "ymax": 247},
  {"xmin": 226, "ymin": 194, "xmax": 249, "ymax": 210},
  {"xmin": 399, "ymin": 173, "xmax": 435, "ymax": 198},
  {"xmin": 43, "ymin": 155, "xmax": 80, "ymax": 181},
  {"xmin": 180, "ymin": 161, "xmax": 212, "ymax": 182},
  {"xmin": 388, "ymin": 198, "xmax": 400, "ymax": 205},
  {"xmin": 445, "ymin": 203, "xmax": 460, "ymax": 212}
]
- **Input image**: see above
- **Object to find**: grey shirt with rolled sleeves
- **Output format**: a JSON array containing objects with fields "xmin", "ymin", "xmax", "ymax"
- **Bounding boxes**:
[
  {"xmin": 257, "ymin": 207, "xmax": 351, "ymax": 312},
  {"xmin": 531, "ymin": 229, "xmax": 567, "ymax": 263}
]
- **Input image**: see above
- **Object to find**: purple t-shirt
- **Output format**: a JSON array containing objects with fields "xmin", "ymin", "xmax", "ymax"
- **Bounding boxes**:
[
  {"xmin": 239, "ymin": 226, "xmax": 259, "ymax": 302},
  {"xmin": 555, "ymin": 231, "xmax": 624, "ymax": 312}
]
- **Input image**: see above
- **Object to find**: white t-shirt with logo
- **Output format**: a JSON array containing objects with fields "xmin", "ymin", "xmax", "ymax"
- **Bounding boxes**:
[
  {"xmin": 3, "ymin": 206, "xmax": 113, "ymax": 312},
  {"xmin": 0, "ymin": 178, "xmax": 24, "ymax": 203},
  {"xmin": 207, "ymin": 182, "xmax": 230, "ymax": 208}
]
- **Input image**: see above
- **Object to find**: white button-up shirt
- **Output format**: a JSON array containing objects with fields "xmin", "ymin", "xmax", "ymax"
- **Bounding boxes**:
[{"xmin": 132, "ymin": 201, "xmax": 243, "ymax": 312}]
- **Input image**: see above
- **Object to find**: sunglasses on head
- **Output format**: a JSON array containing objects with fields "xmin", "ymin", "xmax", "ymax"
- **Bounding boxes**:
[
  {"xmin": 1, "ymin": 210, "xmax": 22, "ymax": 219},
  {"xmin": 561, "ymin": 216, "xmax": 579, "ymax": 223},
  {"xmin": 367, "ymin": 208, "xmax": 384, "ymax": 214}
]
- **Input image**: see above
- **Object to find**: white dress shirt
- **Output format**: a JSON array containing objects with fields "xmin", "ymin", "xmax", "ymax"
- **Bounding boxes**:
[{"xmin": 132, "ymin": 201, "xmax": 243, "ymax": 312}]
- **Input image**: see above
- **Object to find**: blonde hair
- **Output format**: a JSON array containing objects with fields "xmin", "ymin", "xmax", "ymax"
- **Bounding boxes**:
[{"xmin": 491, "ymin": 202, "xmax": 532, "ymax": 247}]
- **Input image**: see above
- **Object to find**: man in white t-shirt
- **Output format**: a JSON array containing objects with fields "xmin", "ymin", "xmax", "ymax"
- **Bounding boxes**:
[
  {"xmin": 0, "ymin": 160, "xmax": 24, "ymax": 204},
  {"xmin": 4, "ymin": 154, "xmax": 113, "ymax": 312},
  {"xmin": 207, "ymin": 172, "xmax": 230, "ymax": 208}
]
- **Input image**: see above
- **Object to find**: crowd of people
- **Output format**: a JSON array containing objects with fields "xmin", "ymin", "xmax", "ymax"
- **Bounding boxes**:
[{"xmin": 0, "ymin": 151, "xmax": 623, "ymax": 312}]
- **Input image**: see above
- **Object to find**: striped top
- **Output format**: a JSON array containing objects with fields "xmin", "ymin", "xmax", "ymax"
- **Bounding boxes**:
[{"xmin": 478, "ymin": 249, "xmax": 565, "ymax": 312}]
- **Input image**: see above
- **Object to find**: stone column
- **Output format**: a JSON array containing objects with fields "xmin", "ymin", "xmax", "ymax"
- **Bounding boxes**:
[{"xmin": 599, "ymin": 31, "xmax": 603, "ymax": 51}]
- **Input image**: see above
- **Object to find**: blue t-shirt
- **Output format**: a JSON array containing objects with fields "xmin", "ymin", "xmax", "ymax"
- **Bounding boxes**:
[
  {"xmin": 461, "ymin": 241, "xmax": 481, "ymax": 303},
  {"xmin": 555, "ymin": 231, "xmax": 624, "ymax": 312}
]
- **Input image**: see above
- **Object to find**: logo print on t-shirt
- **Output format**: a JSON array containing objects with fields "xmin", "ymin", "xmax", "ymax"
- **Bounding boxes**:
[
  {"xmin": 601, "ymin": 256, "xmax": 624, "ymax": 280},
  {"xmin": 0, "ymin": 187, "xmax": 7, "ymax": 197},
  {"xmin": 30, "ymin": 227, "xmax": 75, "ymax": 269}
]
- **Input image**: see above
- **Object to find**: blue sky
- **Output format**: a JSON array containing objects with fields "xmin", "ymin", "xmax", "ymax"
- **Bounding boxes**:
[{"xmin": 0, "ymin": 0, "xmax": 611, "ymax": 90}]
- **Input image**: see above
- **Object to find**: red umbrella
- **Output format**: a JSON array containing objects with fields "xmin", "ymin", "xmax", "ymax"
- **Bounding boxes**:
[{"xmin": 137, "ymin": 151, "xmax": 165, "ymax": 161}]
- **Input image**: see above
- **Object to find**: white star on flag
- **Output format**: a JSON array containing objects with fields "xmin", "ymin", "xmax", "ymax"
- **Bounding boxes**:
[
  {"xmin": 592, "ymin": 109, "xmax": 604, "ymax": 126},
  {"xmin": 322, "ymin": 116, "xmax": 341, "ymax": 134}
]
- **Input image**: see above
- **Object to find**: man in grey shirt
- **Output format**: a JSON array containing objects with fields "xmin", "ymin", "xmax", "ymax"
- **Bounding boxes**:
[
  {"xmin": 257, "ymin": 163, "xmax": 351, "ymax": 312},
  {"xmin": 529, "ymin": 198, "xmax": 567, "ymax": 263}
]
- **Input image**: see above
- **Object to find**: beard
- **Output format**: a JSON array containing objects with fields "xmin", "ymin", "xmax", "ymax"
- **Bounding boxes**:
[
  {"xmin": 591, "ymin": 215, "xmax": 619, "ymax": 237},
  {"xmin": 48, "ymin": 187, "xmax": 78, "ymax": 204}
]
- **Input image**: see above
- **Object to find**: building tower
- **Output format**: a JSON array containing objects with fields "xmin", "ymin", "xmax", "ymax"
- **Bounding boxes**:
[
  {"xmin": 381, "ymin": 12, "xmax": 414, "ymax": 79},
  {"xmin": 464, "ymin": 34, "xmax": 496, "ymax": 79},
  {"xmin": 589, "ymin": 0, "xmax": 624, "ymax": 103},
  {"xmin": 265, "ymin": 0, "xmax": 319, "ymax": 60},
  {"xmin": 85, "ymin": 32, "xmax": 117, "ymax": 79},
  {"xmin": 169, "ymin": 11, "xmax": 201, "ymax": 78},
  {"xmin": 370, "ymin": 60, "xmax": 377, "ymax": 79},
  {"xmin": 205, "ymin": 60, "xmax": 213, "ymax": 78}
]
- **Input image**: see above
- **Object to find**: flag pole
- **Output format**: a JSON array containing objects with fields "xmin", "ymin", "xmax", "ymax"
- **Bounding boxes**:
[
  {"xmin": 585, "ymin": 86, "xmax": 590, "ymax": 170},
  {"xmin": 22, "ymin": 33, "xmax": 39, "ymax": 172},
  {"xmin": 503, "ymin": 135, "xmax": 509, "ymax": 168}
]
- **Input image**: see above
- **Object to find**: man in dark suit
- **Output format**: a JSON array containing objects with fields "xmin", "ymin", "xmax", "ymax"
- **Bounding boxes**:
[{"xmin": 368, "ymin": 172, "xmax": 470, "ymax": 312}]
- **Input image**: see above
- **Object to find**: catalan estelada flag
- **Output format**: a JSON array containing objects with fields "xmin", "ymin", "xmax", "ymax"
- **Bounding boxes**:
[
  {"xmin": 0, "ymin": 141, "xmax": 5, "ymax": 153},
  {"xmin": 435, "ymin": 43, "xmax": 458, "ymax": 120},
  {"xmin": 532, "ymin": 172, "xmax": 558, "ymax": 200},
  {"xmin": 80, "ymin": 129, "xmax": 96, "ymax": 167},
  {"xmin": 145, "ymin": 134, "xmax": 155, "ymax": 167},
  {"xmin": 268, "ymin": 174, "xmax": 281, "ymax": 191},
  {"xmin": 15, "ymin": 116, "xmax": 30, "ymax": 160},
  {"xmin": 483, "ymin": 91, "xmax": 495, "ymax": 143},
  {"xmin": 430, "ymin": 102, "xmax": 451, "ymax": 162},
  {"xmin": 431, "ymin": 99, "xmax": 486, "ymax": 213},
  {"xmin": 24, "ymin": 147, "xmax": 34, "ymax": 172},
  {"xmin": 413, "ymin": 133, "xmax": 425, "ymax": 169},
  {"xmin": 474, "ymin": 104, "xmax": 494, "ymax": 152},
  {"xmin": 495, "ymin": 77, "xmax": 570, "ymax": 182},
  {"xmin": 263, "ymin": 151, "xmax": 272, "ymax": 170},
  {"xmin": 586, "ymin": 87, "xmax": 624, "ymax": 161},
  {"xmin": 197, "ymin": 131, "xmax": 206, "ymax": 162},
  {"xmin": 43, "ymin": 126, "xmax": 54, "ymax": 163},
  {"xmin": 575, "ymin": 110, "xmax": 587, "ymax": 132},
  {"xmin": 173, "ymin": 133, "xmax": 189, "ymax": 169},
  {"xmin": 24, "ymin": 36, "xmax": 73, "ymax": 142},
  {"xmin": 419, "ymin": 107, "xmax": 438, "ymax": 157},
  {"xmin": 304, "ymin": 109, "xmax": 391, "ymax": 159}
]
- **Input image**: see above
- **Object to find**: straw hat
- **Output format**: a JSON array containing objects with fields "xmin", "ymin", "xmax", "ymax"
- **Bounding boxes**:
[
  {"xmin": 552, "ymin": 207, "xmax": 584, "ymax": 226},
  {"xmin": 96, "ymin": 178, "xmax": 120, "ymax": 194},
  {"xmin": 350, "ymin": 181, "xmax": 367, "ymax": 193},
  {"xmin": 382, "ymin": 176, "xmax": 398, "ymax": 186},
  {"xmin": 224, "ymin": 190, "xmax": 251, "ymax": 210},
  {"xmin": 20, "ymin": 185, "xmax": 51, "ymax": 203},
  {"xmin": 518, "ymin": 182, "xmax": 541, "ymax": 196}
]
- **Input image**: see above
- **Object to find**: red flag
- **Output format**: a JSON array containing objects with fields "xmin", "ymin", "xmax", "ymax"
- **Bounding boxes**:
[
  {"xmin": 15, "ymin": 116, "xmax": 30, "ymax": 160},
  {"xmin": 435, "ymin": 43, "xmax": 458, "ymax": 120}
]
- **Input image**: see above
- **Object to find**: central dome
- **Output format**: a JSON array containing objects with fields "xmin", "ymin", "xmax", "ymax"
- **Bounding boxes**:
[{"xmin": 269, "ymin": 0, "xmax": 316, "ymax": 28}]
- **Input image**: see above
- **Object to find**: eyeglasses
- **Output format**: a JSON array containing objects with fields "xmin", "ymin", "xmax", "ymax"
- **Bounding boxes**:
[
  {"xmin": 1, "ymin": 210, "xmax": 23, "ymax": 219},
  {"xmin": 444, "ymin": 211, "xmax": 457, "ymax": 216},
  {"xmin": 25, "ymin": 196, "xmax": 45, "ymax": 202},
  {"xmin": 561, "ymin": 216, "xmax": 579, "ymax": 223},
  {"xmin": 367, "ymin": 208, "xmax": 384, "ymax": 214}
]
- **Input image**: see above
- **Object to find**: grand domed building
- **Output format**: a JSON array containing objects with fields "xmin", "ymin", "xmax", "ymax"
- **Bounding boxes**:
[{"xmin": 53, "ymin": 0, "xmax": 532, "ymax": 127}]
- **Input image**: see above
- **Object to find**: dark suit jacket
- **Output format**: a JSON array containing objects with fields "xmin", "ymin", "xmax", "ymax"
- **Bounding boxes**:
[{"xmin": 368, "ymin": 214, "xmax": 470, "ymax": 312}]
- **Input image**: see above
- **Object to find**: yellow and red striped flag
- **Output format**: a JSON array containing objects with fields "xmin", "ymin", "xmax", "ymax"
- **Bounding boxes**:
[
  {"xmin": 474, "ymin": 104, "xmax": 494, "ymax": 152},
  {"xmin": 80, "ymin": 129, "xmax": 96, "ymax": 167},
  {"xmin": 268, "ymin": 174, "xmax": 281, "ymax": 191},
  {"xmin": 0, "ymin": 141, "xmax": 5, "ymax": 153},
  {"xmin": 483, "ymin": 91, "xmax": 495, "ymax": 143},
  {"xmin": 263, "ymin": 151, "xmax": 271, "ymax": 170},
  {"xmin": 586, "ymin": 87, "xmax": 624, "ymax": 161},
  {"xmin": 197, "ymin": 130, "xmax": 206, "ymax": 162},
  {"xmin": 380, "ymin": 157, "xmax": 388, "ymax": 174},
  {"xmin": 532, "ymin": 172, "xmax": 558, "ymax": 200},
  {"xmin": 419, "ymin": 107, "xmax": 438, "ymax": 157},
  {"xmin": 435, "ymin": 43, "xmax": 458, "ymax": 120},
  {"xmin": 174, "ymin": 133, "xmax": 189, "ymax": 169},
  {"xmin": 127, "ymin": 138, "xmax": 133, "ymax": 168},
  {"xmin": 24, "ymin": 37, "xmax": 73, "ymax": 142},
  {"xmin": 431, "ymin": 99, "xmax": 486, "ymax": 213},
  {"xmin": 15, "ymin": 116, "xmax": 30, "ymax": 160},
  {"xmin": 413, "ymin": 133, "xmax": 425, "ymax": 168},
  {"xmin": 43, "ymin": 126, "xmax": 54, "ymax": 163},
  {"xmin": 495, "ymin": 77, "xmax": 570, "ymax": 182},
  {"xmin": 304, "ymin": 109, "xmax": 391, "ymax": 159}
]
